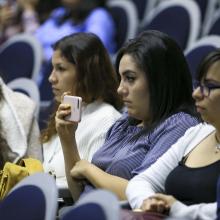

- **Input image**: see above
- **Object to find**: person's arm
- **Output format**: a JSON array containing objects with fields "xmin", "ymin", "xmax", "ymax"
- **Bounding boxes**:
[
  {"xmin": 170, "ymin": 201, "xmax": 217, "ymax": 220},
  {"xmin": 126, "ymin": 150, "xmax": 177, "ymax": 209},
  {"xmin": 56, "ymin": 102, "xmax": 83, "ymax": 201},
  {"xmin": 154, "ymin": 194, "xmax": 217, "ymax": 220},
  {"xmin": 126, "ymin": 125, "xmax": 204, "ymax": 209},
  {"xmin": 86, "ymin": 8, "xmax": 115, "ymax": 53},
  {"xmin": 141, "ymin": 193, "xmax": 217, "ymax": 219},
  {"xmin": 70, "ymin": 159, "xmax": 128, "ymax": 200},
  {"xmin": 17, "ymin": 0, "xmax": 39, "ymax": 33}
]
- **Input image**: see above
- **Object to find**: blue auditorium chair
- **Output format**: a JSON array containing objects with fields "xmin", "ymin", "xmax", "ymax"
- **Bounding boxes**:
[
  {"xmin": 203, "ymin": 7, "xmax": 220, "ymax": 37},
  {"xmin": 185, "ymin": 35, "xmax": 220, "ymax": 80},
  {"xmin": 131, "ymin": 0, "xmax": 158, "ymax": 28},
  {"xmin": 7, "ymin": 77, "xmax": 40, "ymax": 118},
  {"xmin": 0, "ymin": 33, "xmax": 42, "ymax": 84},
  {"xmin": 0, "ymin": 172, "xmax": 58, "ymax": 220},
  {"xmin": 60, "ymin": 189, "xmax": 120, "ymax": 220},
  {"xmin": 107, "ymin": 0, "xmax": 138, "ymax": 52},
  {"xmin": 140, "ymin": 0, "xmax": 201, "ymax": 51}
]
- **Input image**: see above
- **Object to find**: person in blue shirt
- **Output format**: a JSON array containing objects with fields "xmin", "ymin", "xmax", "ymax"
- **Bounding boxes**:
[{"xmin": 35, "ymin": 0, "xmax": 116, "ymax": 62}]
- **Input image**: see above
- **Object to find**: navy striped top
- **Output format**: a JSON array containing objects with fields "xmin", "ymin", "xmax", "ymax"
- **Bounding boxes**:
[{"xmin": 81, "ymin": 112, "xmax": 199, "ymax": 196}]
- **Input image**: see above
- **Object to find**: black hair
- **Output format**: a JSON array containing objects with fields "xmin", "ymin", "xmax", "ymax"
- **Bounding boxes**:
[
  {"xmin": 196, "ymin": 49, "xmax": 220, "ymax": 81},
  {"xmin": 116, "ymin": 30, "xmax": 198, "ymax": 131}
]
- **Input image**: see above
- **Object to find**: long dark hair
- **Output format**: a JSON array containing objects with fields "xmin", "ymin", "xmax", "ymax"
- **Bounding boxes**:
[
  {"xmin": 41, "ymin": 32, "xmax": 122, "ymax": 142},
  {"xmin": 116, "ymin": 30, "xmax": 198, "ymax": 131}
]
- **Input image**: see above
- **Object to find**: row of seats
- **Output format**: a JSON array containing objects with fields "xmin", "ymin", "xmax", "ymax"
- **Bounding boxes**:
[
  {"xmin": 1, "ymin": 33, "xmax": 220, "ymax": 128},
  {"xmin": 0, "ymin": 172, "xmax": 119, "ymax": 220},
  {"xmin": 108, "ymin": 0, "xmax": 220, "ymax": 52},
  {"xmin": 3, "ymin": 171, "xmax": 220, "ymax": 219},
  {"xmin": 115, "ymin": 0, "xmax": 220, "ymax": 35}
]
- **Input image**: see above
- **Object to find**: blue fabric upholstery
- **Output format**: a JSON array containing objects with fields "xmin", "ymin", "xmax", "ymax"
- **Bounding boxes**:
[
  {"xmin": 0, "ymin": 42, "xmax": 34, "ymax": 83},
  {"xmin": 0, "ymin": 185, "xmax": 46, "ymax": 220},
  {"xmin": 1, "ymin": 172, "xmax": 58, "ymax": 220},
  {"xmin": 194, "ymin": 0, "xmax": 207, "ymax": 23},
  {"xmin": 108, "ymin": 0, "xmax": 138, "ymax": 52},
  {"xmin": 209, "ymin": 18, "xmax": 220, "ymax": 36},
  {"xmin": 131, "ymin": 0, "xmax": 148, "ymax": 21},
  {"xmin": 61, "ymin": 203, "xmax": 106, "ymax": 220},
  {"xmin": 186, "ymin": 45, "xmax": 215, "ymax": 80},
  {"xmin": 141, "ymin": 6, "xmax": 189, "ymax": 50},
  {"xmin": 109, "ymin": 5, "xmax": 129, "ymax": 50}
]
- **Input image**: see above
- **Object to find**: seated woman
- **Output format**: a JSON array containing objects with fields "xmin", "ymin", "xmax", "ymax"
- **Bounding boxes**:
[
  {"xmin": 0, "ymin": 76, "xmax": 42, "ymax": 168},
  {"xmin": 41, "ymin": 32, "xmax": 122, "ymax": 186},
  {"xmin": 55, "ymin": 30, "xmax": 199, "ymax": 202},
  {"xmin": 126, "ymin": 49, "xmax": 220, "ymax": 220}
]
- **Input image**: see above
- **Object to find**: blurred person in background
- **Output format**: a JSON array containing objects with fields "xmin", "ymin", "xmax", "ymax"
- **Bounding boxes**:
[
  {"xmin": 0, "ymin": 0, "xmax": 60, "ymax": 44},
  {"xmin": 34, "ymin": 0, "xmax": 116, "ymax": 62}
]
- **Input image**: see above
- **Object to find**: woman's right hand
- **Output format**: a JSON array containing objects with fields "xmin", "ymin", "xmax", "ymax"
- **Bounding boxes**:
[{"xmin": 55, "ymin": 102, "xmax": 78, "ymax": 138}]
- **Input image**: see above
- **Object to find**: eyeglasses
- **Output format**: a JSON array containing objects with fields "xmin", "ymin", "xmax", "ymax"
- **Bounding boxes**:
[{"xmin": 193, "ymin": 80, "xmax": 220, "ymax": 97}]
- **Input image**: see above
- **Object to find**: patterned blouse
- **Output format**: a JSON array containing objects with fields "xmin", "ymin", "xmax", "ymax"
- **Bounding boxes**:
[{"xmin": 81, "ymin": 112, "xmax": 199, "ymax": 196}]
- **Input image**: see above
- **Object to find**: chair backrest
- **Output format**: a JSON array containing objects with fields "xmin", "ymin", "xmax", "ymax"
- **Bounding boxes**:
[
  {"xmin": 131, "ymin": 0, "xmax": 158, "ymax": 27},
  {"xmin": 7, "ymin": 77, "xmax": 40, "ymax": 118},
  {"xmin": 204, "ymin": 8, "xmax": 220, "ymax": 37},
  {"xmin": 107, "ymin": 0, "xmax": 138, "ymax": 52},
  {"xmin": 184, "ymin": 35, "xmax": 220, "ymax": 80},
  {"xmin": 0, "ymin": 172, "xmax": 58, "ymax": 220},
  {"xmin": 62, "ymin": 203, "xmax": 106, "ymax": 220},
  {"xmin": 61, "ymin": 189, "xmax": 120, "ymax": 220},
  {"xmin": 195, "ymin": 0, "xmax": 218, "ymax": 36},
  {"xmin": 140, "ymin": 0, "xmax": 201, "ymax": 50},
  {"xmin": 0, "ymin": 33, "xmax": 42, "ymax": 83}
]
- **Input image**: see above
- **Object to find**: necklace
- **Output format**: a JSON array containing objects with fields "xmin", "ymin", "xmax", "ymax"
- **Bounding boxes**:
[{"xmin": 214, "ymin": 133, "xmax": 220, "ymax": 153}]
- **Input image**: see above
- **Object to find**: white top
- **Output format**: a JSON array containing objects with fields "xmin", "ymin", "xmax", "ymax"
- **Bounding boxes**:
[
  {"xmin": 126, "ymin": 123, "xmax": 217, "ymax": 220},
  {"xmin": 43, "ymin": 101, "xmax": 121, "ymax": 186}
]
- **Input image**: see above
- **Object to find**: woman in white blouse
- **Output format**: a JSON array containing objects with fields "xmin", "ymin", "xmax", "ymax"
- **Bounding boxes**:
[{"xmin": 42, "ymin": 32, "xmax": 122, "ymax": 186}]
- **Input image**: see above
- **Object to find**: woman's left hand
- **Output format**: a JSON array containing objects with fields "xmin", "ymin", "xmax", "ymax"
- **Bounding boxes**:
[
  {"xmin": 70, "ymin": 159, "xmax": 92, "ymax": 180},
  {"xmin": 140, "ymin": 193, "xmax": 176, "ymax": 213},
  {"xmin": 151, "ymin": 193, "xmax": 176, "ymax": 208}
]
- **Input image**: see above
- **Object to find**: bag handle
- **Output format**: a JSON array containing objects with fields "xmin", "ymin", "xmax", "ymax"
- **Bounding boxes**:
[{"xmin": 18, "ymin": 158, "xmax": 44, "ymax": 174}]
